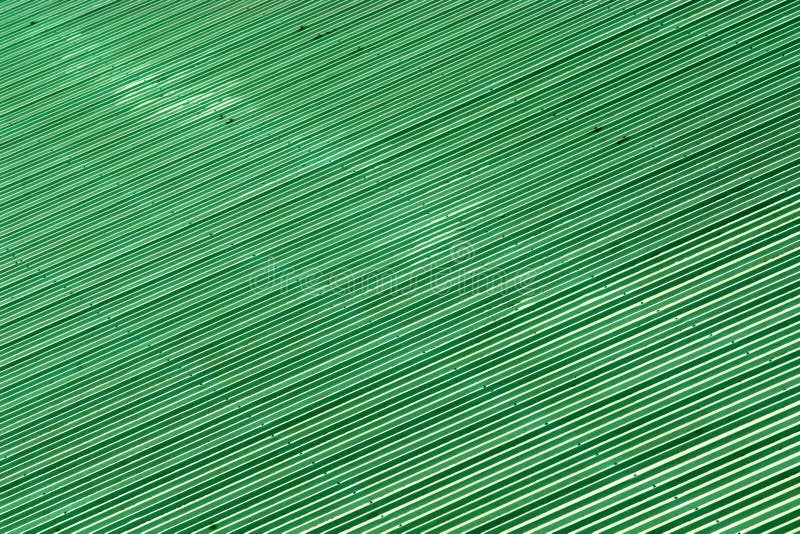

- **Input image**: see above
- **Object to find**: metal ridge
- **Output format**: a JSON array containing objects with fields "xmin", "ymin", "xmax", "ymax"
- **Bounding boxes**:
[{"xmin": 0, "ymin": 0, "xmax": 798, "ymax": 532}]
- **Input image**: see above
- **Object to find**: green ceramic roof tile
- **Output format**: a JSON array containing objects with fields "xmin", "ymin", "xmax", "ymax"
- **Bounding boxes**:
[{"xmin": 0, "ymin": 0, "xmax": 798, "ymax": 532}]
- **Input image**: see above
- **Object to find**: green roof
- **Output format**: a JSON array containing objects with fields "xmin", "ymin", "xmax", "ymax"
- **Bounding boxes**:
[{"xmin": 0, "ymin": 0, "xmax": 798, "ymax": 531}]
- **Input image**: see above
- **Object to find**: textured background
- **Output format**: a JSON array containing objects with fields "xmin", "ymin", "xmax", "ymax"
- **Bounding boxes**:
[{"xmin": 0, "ymin": 0, "xmax": 798, "ymax": 532}]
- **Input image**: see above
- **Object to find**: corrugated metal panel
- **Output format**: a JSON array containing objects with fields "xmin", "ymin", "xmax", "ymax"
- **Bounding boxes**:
[{"xmin": 0, "ymin": 0, "xmax": 797, "ymax": 531}]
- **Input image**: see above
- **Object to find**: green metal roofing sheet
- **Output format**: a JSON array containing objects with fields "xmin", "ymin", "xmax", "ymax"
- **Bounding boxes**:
[{"xmin": 0, "ymin": 0, "xmax": 798, "ymax": 532}]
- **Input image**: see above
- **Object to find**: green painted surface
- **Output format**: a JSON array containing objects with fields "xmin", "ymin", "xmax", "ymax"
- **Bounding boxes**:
[{"xmin": 0, "ymin": 0, "xmax": 798, "ymax": 532}]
